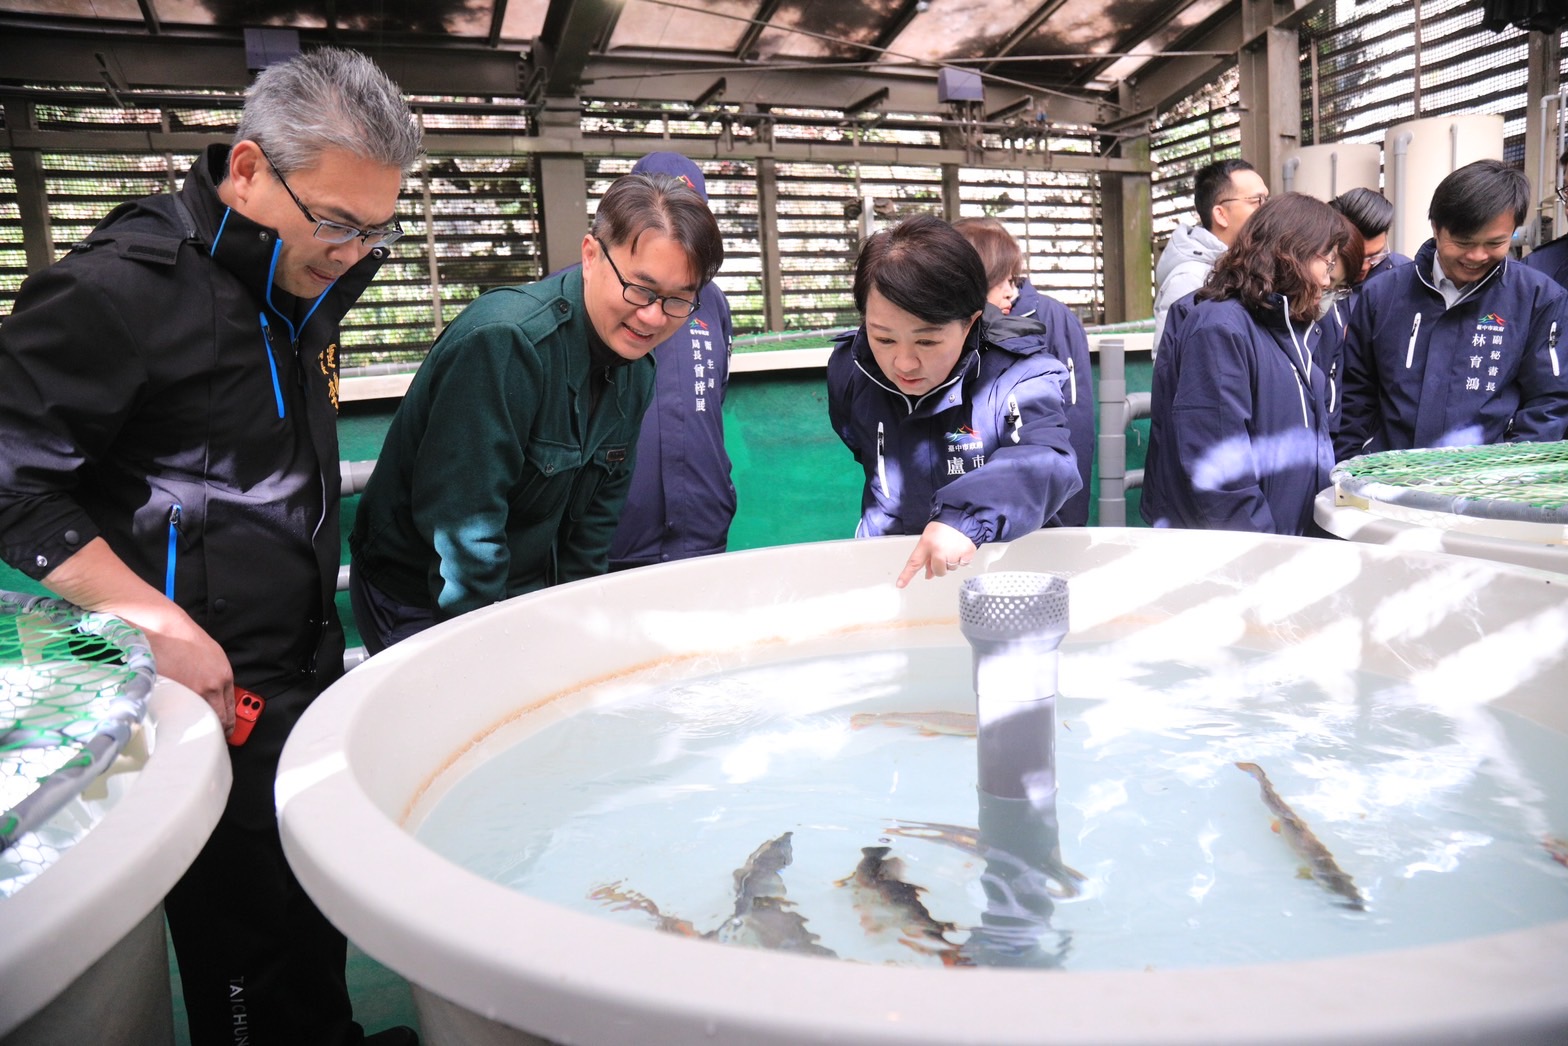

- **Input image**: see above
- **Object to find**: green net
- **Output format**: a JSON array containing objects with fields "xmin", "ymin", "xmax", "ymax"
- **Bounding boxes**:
[
  {"xmin": 1333, "ymin": 442, "xmax": 1568, "ymax": 525},
  {"xmin": 1, "ymin": 591, "xmax": 155, "ymax": 855}
]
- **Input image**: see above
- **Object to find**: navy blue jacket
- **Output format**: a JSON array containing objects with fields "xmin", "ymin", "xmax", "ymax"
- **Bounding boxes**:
[
  {"xmin": 827, "ymin": 307, "xmax": 1080, "ymax": 545},
  {"xmin": 1525, "ymin": 234, "xmax": 1568, "ymax": 291},
  {"xmin": 1010, "ymin": 281, "xmax": 1094, "ymax": 526},
  {"xmin": 1337, "ymin": 239, "xmax": 1568, "ymax": 461},
  {"xmin": 609, "ymin": 284, "xmax": 736, "ymax": 568},
  {"xmin": 1141, "ymin": 295, "xmax": 1334, "ymax": 536}
]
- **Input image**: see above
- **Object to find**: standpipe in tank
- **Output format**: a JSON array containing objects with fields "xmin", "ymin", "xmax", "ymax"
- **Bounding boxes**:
[
  {"xmin": 958, "ymin": 571, "xmax": 1076, "ymax": 967},
  {"xmin": 958, "ymin": 571, "xmax": 1069, "ymax": 806}
]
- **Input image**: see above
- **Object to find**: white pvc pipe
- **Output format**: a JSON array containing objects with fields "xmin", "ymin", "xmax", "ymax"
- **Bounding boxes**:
[{"xmin": 1390, "ymin": 131, "xmax": 1414, "ymax": 256}]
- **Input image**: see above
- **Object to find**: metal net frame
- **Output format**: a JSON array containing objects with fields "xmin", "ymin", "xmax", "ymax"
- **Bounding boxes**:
[
  {"xmin": 1333, "ymin": 442, "xmax": 1568, "ymax": 525},
  {"xmin": 1, "ymin": 590, "xmax": 156, "ymax": 854}
]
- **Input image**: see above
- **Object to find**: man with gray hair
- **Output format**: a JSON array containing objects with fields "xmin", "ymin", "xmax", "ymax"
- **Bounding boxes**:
[{"xmin": 0, "ymin": 47, "xmax": 422, "ymax": 1044}]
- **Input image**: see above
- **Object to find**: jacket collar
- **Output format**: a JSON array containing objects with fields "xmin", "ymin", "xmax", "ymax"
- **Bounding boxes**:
[
  {"xmin": 1410, "ymin": 237, "xmax": 1508, "ymax": 303},
  {"xmin": 848, "ymin": 317, "xmax": 983, "ymax": 416},
  {"xmin": 182, "ymin": 143, "xmax": 386, "ymax": 339}
]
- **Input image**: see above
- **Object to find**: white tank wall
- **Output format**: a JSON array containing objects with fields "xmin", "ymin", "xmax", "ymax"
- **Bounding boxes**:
[
  {"xmin": 1280, "ymin": 143, "xmax": 1382, "ymax": 201},
  {"xmin": 1384, "ymin": 114, "xmax": 1506, "ymax": 256},
  {"xmin": 278, "ymin": 529, "xmax": 1568, "ymax": 1046},
  {"xmin": 0, "ymin": 681, "xmax": 232, "ymax": 1042}
]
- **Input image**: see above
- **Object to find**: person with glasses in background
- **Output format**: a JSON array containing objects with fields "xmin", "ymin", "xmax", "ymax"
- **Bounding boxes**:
[
  {"xmin": 350, "ymin": 171, "xmax": 723, "ymax": 650},
  {"xmin": 0, "ymin": 48, "xmax": 423, "ymax": 1045},
  {"xmin": 1337, "ymin": 160, "xmax": 1568, "ymax": 462},
  {"xmin": 1331, "ymin": 187, "xmax": 1411, "ymax": 291},
  {"xmin": 1152, "ymin": 158, "xmax": 1269, "ymax": 355},
  {"xmin": 1523, "ymin": 147, "xmax": 1568, "ymax": 290},
  {"xmin": 1142, "ymin": 194, "xmax": 1348, "ymax": 536},
  {"xmin": 606, "ymin": 153, "xmax": 738, "ymax": 572}
]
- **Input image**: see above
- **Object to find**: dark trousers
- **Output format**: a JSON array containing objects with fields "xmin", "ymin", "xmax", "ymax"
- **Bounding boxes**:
[
  {"xmin": 164, "ymin": 681, "xmax": 364, "ymax": 1046},
  {"xmin": 349, "ymin": 560, "xmax": 435, "ymax": 655}
]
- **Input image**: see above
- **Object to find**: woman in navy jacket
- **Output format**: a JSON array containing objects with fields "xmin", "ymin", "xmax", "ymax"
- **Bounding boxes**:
[
  {"xmin": 954, "ymin": 216, "xmax": 1096, "ymax": 527},
  {"xmin": 1141, "ymin": 193, "xmax": 1349, "ymax": 535},
  {"xmin": 828, "ymin": 215, "xmax": 1080, "ymax": 587}
]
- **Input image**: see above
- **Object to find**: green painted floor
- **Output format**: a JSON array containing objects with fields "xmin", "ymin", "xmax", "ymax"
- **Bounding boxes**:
[{"xmin": 7, "ymin": 356, "xmax": 1153, "ymax": 1042}]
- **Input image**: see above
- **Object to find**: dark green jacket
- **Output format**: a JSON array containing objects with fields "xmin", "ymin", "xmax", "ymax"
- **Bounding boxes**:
[{"xmin": 351, "ymin": 267, "xmax": 654, "ymax": 620}]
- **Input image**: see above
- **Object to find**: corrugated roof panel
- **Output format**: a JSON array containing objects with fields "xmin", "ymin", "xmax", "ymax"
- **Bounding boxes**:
[
  {"xmin": 606, "ymin": 0, "xmax": 754, "ymax": 54},
  {"xmin": 882, "ymin": 1, "xmax": 1017, "ymax": 63},
  {"xmin": 752, "ymin": 0, "xmax": 903, "ymax": 61},
  {"xmin": 3, "ymin": 0, "xmax": 142, "ymax": 17}
]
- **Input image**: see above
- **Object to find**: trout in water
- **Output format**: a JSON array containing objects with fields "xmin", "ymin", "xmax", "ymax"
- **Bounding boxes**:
[
  {"xmin": 849, "ymin": 711, "xmax": 977, "ymax": 737},
  {"xmin": 836, "ymin": 846, "xmax": 968, "ymax": 966},
  {"xmin": 590, "ymin": 831, "xmax": 836, "ymax": 957},
  {"xmin": 1235, "ymin": 761, "xmax": 1366, "ymax": 910},
  {"xmin": 885, "ymin": 820, "xmax": 1086, "ymax": 899}
]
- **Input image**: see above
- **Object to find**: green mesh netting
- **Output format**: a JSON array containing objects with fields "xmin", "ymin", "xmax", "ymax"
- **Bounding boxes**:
[
  {"xmin": 1333, "ymin": 442, "xmax": 1568, "ymax": 526},
  {"xmin": 1, "ymin": 591, "xmax": 155, "ymax": 855}
]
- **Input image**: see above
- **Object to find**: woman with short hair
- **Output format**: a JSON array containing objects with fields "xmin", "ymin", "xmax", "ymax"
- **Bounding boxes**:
[
  {"xmin": 953, "ymin": 216, "xmax": 1095, "ymax": 526},
  {"xmin": 827, "ymin": 215, "xmax": 1080, "ymax": 587},
  {"xmin": 1141, "ymin": 192, "xmax": 1349, "ymax": 535}
]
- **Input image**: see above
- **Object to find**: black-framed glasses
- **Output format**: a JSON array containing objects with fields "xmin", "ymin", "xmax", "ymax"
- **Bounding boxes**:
[
  {"xmin": 1217, "ymin": 193, "xmax": 1269, "ymax": 208},
  {"xmin": 592, "ymin": 234, "xmax": 699, "ymax": 317},
  {"xmin": 1556, "ymin": 185, "xmax": 1568, "ymax": 205},
  {"xmin": 256, "ymin": 144, "xmax": 404, "ymax": 248}
]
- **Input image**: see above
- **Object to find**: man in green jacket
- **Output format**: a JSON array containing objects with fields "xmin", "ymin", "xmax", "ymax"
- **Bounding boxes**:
[{"xmin": 350, "ymin": 172, "xmax": 724, "ymax": 651}]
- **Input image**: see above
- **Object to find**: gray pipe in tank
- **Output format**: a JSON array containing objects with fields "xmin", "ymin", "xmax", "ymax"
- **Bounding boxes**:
[{"xmin": 958, "ymin": 571, "xmax": 1069, "ymax": 805}]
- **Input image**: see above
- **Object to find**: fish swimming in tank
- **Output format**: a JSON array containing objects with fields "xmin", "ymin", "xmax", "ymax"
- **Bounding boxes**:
[
  {"xmin": 885, "ymin": 819, "xmax": 1087, "ymax": 899},
  {"xmin": 849, "ymin": 710, "xmax": 977, "ymax": 737},
  {"xmin": 589, "ymin": 831, "xmax": 836, "ymax": 958},
  {"xmin": 836, "ymin": 845, "xmax": 970, "ymax": 966},
  {"xmin": 1234, "ymin": 761, "xmax": 1366, "ymax": 911}
]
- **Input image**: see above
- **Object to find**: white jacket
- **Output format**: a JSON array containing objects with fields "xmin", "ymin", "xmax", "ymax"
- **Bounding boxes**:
[{"xmin": 1152, "ymin": 223, "xmax": 1227, "ymax": 354}]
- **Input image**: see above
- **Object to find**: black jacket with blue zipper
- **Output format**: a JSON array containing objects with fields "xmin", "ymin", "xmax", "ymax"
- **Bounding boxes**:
[{"xmin": 0, "ymin": 144, "xmax": 384, "ymax": 693}]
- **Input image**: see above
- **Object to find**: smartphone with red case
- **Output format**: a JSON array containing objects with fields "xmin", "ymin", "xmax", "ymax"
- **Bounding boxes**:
[{"xmin": 229, "ymin": 687, "xmax": 265, "ymax": 747}]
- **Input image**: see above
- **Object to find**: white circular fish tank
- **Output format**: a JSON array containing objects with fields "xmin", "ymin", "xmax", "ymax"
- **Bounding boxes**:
[
  {"xmin": 278, "ymin": 529, "xmax": 1568, "ymax": 1046},
  {"xmin": 1, "ymin": 680, "xmax": 231, "ymax": 1043}
]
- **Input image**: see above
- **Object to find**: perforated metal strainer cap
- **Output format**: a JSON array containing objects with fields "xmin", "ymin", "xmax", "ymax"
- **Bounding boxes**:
[{"xmin": 958, "ymin": 571, "xmax": 1069, "ymax": 644}]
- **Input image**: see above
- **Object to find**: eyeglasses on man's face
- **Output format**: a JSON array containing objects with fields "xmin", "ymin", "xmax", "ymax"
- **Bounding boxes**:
[
  {"xmin": 1218, "ymin": 193, "xmax": 1269, "ymax": 209},
  {"xmin": 1556, "ymin": 185, "xmax": 1568, "ymax": 205},
  {"xmin": 256, "ymin": 144, "xmax": 404, "ymax": 249},
  {"xmin": 592, "ymin": 234, "xmax": 699, "ymax": 318}
]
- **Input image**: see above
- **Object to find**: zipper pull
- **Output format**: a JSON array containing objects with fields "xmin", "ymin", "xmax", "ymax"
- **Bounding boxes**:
[
  {"xmin": 876, "ymin": 421, "xmax": 889, "ymax": 497},
  {"xmin": 164, "ymin": 504, "xmax": 183, "ymax": 601},
  {"xmin": 1066, "ymin": 356, "xmax": 1077, "ymax": 405},
  {"xmin": 1405, "ymin": 313, "xmax": 1422, "ymax": 369},
  {"xmin": 1007, "ymin": 393, "xmax": 1022, "ymax": 444},
  {"xmin": 258, "ymin": 312, "xmax": 286, "ymax": 419},
  {"xmin": 1550, "ymin": 321, "xmax": 1560, "ymax": 378}
]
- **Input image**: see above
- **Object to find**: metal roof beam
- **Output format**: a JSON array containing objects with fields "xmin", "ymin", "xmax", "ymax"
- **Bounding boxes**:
[
  {"xmin": 577, "ymin": 54, "xmax": 1112, "ymax": 126},
  {"xmin": 982, "ymin": 0, "xmax": 1072, "ymax": 70},
  {"xmin": 0, "ymin": 31, "xmax": 525, "ymax": 97},
  {"xmin": 537, "ymin": 0, "xmax": 626, "ymax": 98},
  {"xmin": 732, "ymin": 0, "xmax": 786, "ymax": 62},
  {"xmin": 135, "ymin": 0, "xmax": 160, "ymax": 35}
]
